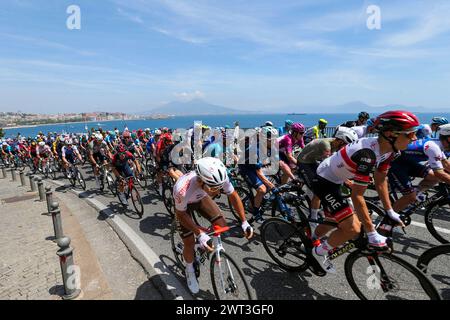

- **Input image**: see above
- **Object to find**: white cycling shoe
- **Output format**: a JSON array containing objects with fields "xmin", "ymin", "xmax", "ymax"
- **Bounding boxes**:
[
  {"xmin": 185, "ymin": 268, "xmax": 199, "ymax": 294},
  {"xmin": 311, "ymin": 247, "xmax": 336, "ymax": 274}
]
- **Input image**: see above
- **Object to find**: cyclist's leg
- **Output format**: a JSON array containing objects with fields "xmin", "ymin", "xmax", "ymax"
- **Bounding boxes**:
[
  {"xmin": 391, "ymin": 159, "xmax": 430, "ymax": 212},
  {"xmin": 196, "ymin": 196, "xmax": 227, "ymax": 228}
]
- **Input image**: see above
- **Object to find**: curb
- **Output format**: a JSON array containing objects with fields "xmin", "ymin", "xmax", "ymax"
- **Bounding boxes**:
[{"xmin": 44, "ymin": 178, "xmax": 192, "ymax": 300}]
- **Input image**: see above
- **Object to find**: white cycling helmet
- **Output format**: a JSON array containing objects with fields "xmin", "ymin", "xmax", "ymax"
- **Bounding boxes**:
[
  {"xmin": 154, "ymin": 129, "xmax": 162, "ymax": 136},
  {"xmin": 195, "ymin": 157, "xmax": 228, "ymax": 187},
  {"xmin": 95, "ymin": 133, "xmax": 103, "ymax": 141},
  {"xmin": 335, "ymin": 127, "xmax": 358, "ymax": 144},
  {"xmin": 38, "ymin": 141, "xmax": 45, "ymax": 147},
  {"xmin": 439, "ymin": 124, "xmax": 450, "ymax": 137}
]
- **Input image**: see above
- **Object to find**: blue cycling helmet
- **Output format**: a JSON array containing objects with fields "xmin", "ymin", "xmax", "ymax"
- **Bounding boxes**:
[
  {"xmin": 416, "ymin": 124, "xmax": 432, "ymax": 139},
  {"xmin": 366, "ymin": 118, "xmax": 375, "ymax": 128},
  {"xmin": 431, "ymin": 117, "xmax": 448, "ymax": 125}
]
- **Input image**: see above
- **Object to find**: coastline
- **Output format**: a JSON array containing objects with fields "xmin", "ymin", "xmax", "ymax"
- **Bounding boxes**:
[{"xmin": 3, "ymin": 118, "xmax": 127, "ymax": 130}]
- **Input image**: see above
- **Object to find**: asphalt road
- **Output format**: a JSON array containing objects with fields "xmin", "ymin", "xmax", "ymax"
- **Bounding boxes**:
[{"xmin": 47, "ymin": 163, "xmax": 450, "ymax": 300}]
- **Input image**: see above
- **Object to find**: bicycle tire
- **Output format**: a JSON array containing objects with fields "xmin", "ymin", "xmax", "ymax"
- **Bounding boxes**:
[
  {"xmin": 424, "ymin": 199, "xmax": 450, "ymax": 244},
  {"xmin": 417, "ymin": 243, "xmax": 450, "ymax": 273},
  {"xmin": 344, "ymin": 250, "xmax": 441, "ymax": 300},
  {"xmin": 106, "ymin": 172, "xmax": 116, "ymax": 195},
  {"xmin": 77, "ymin": 171, "xmax": 86, "ymax": 190},
  {"xmin": 162, "ymin": 180, "xmax": 175, "ymax": 218},
  {"xmin": 260, "ymin": 217, "xmax": 310, "ymax": 272},
  {"xmin": 131, "ymin": 187, "xmax": 144, "ymax": 217},
  {"xmin": 210, "ymin": 250, "xmax": 253, "ymax": 300},
  {"xmin": 170, "ymin": 220, "xmax": 185, "ymax": 269}
]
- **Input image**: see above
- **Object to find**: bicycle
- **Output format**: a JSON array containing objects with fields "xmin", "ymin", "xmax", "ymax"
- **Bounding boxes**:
[
  {"xmin": 170, "ymin": 220, "xmax": 253, "ymax": 300},
  {"xmin": 66, "ymin": 161, "xmax": 86, "ymax": 190},
  {"xmin": 417, "ymin": 243, "xmax": 450, "ymax": 273},
  {"xmin": 115, "ymin": 176, "xmax": 144, "ymax": 218},
  {"xmin": 98, "ymin": 163, "xmax": 116, "ymax": 195},
  {"xmin": 260, "ymin": 201, "xmax": 441, "ymax": 300},
  {"xmin": 161, "ymin": 173, "xmax": 176, "ymax": 218}
]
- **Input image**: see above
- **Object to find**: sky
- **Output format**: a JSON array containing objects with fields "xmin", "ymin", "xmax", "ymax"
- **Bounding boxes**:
[{"xmin": 1, "ymin": 0, "xmax": 450, "ymax": 114}]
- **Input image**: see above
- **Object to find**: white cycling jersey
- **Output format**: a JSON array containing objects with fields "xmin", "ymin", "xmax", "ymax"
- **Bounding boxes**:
[
  {"xmin": 173, "ymin": 171, "xmax": 234, "ymax": 211},
  {"xmin": 351, "ymin": 125, "xmax": 368, "ymax": 139},
  {"xmin": 317, "ymin": 137, "xmax": 396, "ymax": 186}
]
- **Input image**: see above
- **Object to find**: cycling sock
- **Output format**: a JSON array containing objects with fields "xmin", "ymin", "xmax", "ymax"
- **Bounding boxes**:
[
  {"xmin": 315, "ymin": 240, "xmax": 332, "ymax": 256},
  {"xmin": 310, "ymin": 209, "xmax": 320, "ymax": 220}
]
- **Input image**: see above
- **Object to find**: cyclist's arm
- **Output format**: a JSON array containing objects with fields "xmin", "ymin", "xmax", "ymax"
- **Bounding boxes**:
[
  {"xmin": 351, "ymin": 184, "xmax": 375, "ymax": 233},
  {"xmin": 227, "ymin": 190, "xmax": 247, "ymax": 223},
  {"xmin": 433, "ymin": 166, "xmax": 450, "ymax": 184},
  {"xmin": 373, "ymin": 169, "xmax": 393, "ymax": 211}
]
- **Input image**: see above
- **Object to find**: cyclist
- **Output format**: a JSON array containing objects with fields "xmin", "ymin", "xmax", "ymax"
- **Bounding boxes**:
[
  {"xmin": 278, "ymin": 119, "xmax": 293, "ymax": 136},
  {"xmin": 297, "ymin": 127, "xmax": 359, "ymax": 227},
  {"xmin": 415, "ymin": 124, "xmax": 432, "ymax": 139},
  {"xmin": 1, "ymin": 141, "xmax": 13, "ymax": 165},
  {"xmin": 304, "ymin": 119, "xmax": 328, "ymax": 144},
  {"xmin": 350, "ymin": 117, "xmax": 377, "ymax": 139},
  {"xmin": 390, "ymin": 123, "xmax": 450, "ymax": 212},
  {"xmin": 238, "ymin": 127, "xmax": 277, "ymax": 223},
  {"xmin": 122, "ymin": 130, "xmax": 142, "ymax": 175},
  {"xmin": 430, "ymin": 117, "xmax": 448, "ymax": 138},
  {"xmin": 278, "ymin": 123, "xmax": 305, "ymax": 184},
  {"xmin": 158, "ymin": 133, "xmax": 184, "ymax": 182},
  {"xmin": 173, "ymin": 157, "xmax": 253, "ymax": 294},
  {"xmin": 61, "ymin": 139, "xmax": 82, "ymax": 176},
  {"xmin": 111, "ymin": 144, "xmax": 140, "ymax": 204},
  {"xmin": 309, "ymin": 110, "xmax": 419, "ymax": 273},
  {"xmin": 36, "ymin": 141, "xmax": 52, "ymax": 172},
  {"xmin": 87, "ymin": 134, "xmax": 112, "ymax": 189}
]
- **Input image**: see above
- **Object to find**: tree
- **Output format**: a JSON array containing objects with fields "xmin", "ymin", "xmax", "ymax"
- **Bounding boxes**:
[{"xmin": 0, "ymin": 127, "xmax": 4, "ymax": 139}]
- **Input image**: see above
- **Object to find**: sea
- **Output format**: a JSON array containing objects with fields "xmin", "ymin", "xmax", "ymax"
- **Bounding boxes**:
[{"xmin": 3, "ymin": 112, "xmax": 450, "ymax": 138}]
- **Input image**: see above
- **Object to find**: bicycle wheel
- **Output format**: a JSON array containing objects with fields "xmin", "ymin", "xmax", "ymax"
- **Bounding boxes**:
[
  {"xmin": 162, "ymin": 180, "xmax": 175, "ymax": 218},
  {"xmin": 260, "ymin": 217, "xmax": 310, "ymax": 272},
  {"xmin": 228, "ymin": 186, "xmax": 253, "ymax": 221},
  {"xmin": 131, "ymin": 187, "xmax": 144, "ymax": 217},
  {"xmin": 106, "ymin": 172, "xmax": 116, "ymax": 196},
  {"xmin": 77, "ymin": 171, "xmax": 86, "ymax": 190},
  {"xmin": 345, "ymin": 251, "xmax": 441, "ymax": 300},
  {"xmin": 417, "ymin": 244, "xmax": 450, "ymax": 299},
  {"xmin": 68, "ymin": 169, "xmax": 76, "ymax": 187},
  {"xmin": 210, "ymin": 250, "xmax": 253, "ymax": 300},
  {"xmin": 170, "ymin": 220, "xmax": 185, "ymax": 269},
  {"xmin": 424, "ymin": 200, "xmax": 450, "ymax": 244}
]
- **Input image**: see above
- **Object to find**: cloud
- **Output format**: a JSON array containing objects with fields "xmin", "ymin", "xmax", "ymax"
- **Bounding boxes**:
[
  {"xmin": 116, "ymin": 7, "xmax": 144, "ymax": 25},
  {"xmin": 174, "ymin": 90, "xmax": 205, "ymax": 101}
]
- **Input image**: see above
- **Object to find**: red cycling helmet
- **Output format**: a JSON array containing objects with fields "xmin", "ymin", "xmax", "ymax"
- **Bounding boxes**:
[
  {"xmin": 374, "ymin": 110, "xmax": 420, "ymax": 133},
  {"xmin": 162, "ymin": 133, "xmax": 173, "ymax": 142}
]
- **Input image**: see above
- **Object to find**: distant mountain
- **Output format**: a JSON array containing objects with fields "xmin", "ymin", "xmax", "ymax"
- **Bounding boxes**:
[{"xmin": 140, "ymin": 99, "xmax": 254, "ymax": 115}]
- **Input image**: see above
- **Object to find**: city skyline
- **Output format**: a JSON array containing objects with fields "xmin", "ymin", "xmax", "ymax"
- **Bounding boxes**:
[{"xmin": 1, "ymin": 0, "xmax": 450, "ymax": 113}]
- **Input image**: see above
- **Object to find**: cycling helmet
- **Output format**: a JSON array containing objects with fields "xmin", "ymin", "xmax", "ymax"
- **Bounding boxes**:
[
  {"xmin": 416, "ymin": 124, "xmax": 432, "ymax": 139},
  {"xmin": 264, "ymin": 121, "xmax": 273, "ymax": 127},
  {"xmin": 374, "ymin": 110, "xmax": 420, "ymax": 133},
  {"xmin": 131, "ymin": 133, "xmax": 137, "ymax": 140},
  {"xmin": 431, "ymin": 117, "xmax": 448, "ymax": 126},
  {"xmin": 195, "ymin": 157, "xmax": 228, "ymax": 187},
  {"xmin": 116, "ymin": 144, "xmax": 126, "ymax": 153},
  {"xmin": 145, "ymin": 128, "xmax": 150, "ymax": 132},
  {"xmin": 2, "ymin": 142, "xmax": 8, "ymax": 146},
  {"xmin": 358, "ymin": 111, "xmax": 370, "ymax": 120},
  {"xmin": 291, "ymin": 123, "xmax": 305, "ymax": 134},
  {"xmin": 95, "ymin": 134, "xmax": 103, "ymax": 141},
  {"xmin": 262, "ymin": 126, "xmax": 278, "ymax": 135},
  {"xmin": 335, "ymin": 127, "xmax": 359, "ymax": 144},
  {"xmin": 285, "ymin": 119, "xmax": 293, "ymax": 126},
  {"xmin": 38, "ymin": 141, "xmax": 45, "ymax": 147},
  {"xmin": 319, "ymin": 119, "xmax": 328, "ymax": 125},
  {"xmin": 73, "ymin": 138, "xmax": 79, "ymax": 144},
  {"xmin": 439, "ymin": 124, "xmax": 450, "ymax": 137},
  {"xmin": 161, "ymin": 133, "xmax": 173, "ymax": 142},
  {"xmin": 366, "ymin": 118, "xmax": 375, "ymax": 128},
  {"xmin": 154, "ymin": 129, "xmax": 162, "ymax": 136},
  {"xmin": 66, "ymin": 139, "xmax": 73, "ymax": 145}
]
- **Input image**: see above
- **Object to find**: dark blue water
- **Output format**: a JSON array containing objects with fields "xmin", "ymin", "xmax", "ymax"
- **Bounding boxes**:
[{"xmin": 4, "ymin": 113, "xmax": 450, "ymax": 138}]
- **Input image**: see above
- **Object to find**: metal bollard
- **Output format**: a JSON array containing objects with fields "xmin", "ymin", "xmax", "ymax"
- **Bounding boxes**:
[
  {"xmin": 29, "ymin": 174, "xmax": 36, "ymax": 192},
  {"xmin": 11, "ymin": 169, "xmax": 17, "ymax": 181},
  {"xmin": 37, "ymin": 178, "xmax": 45, "ymax": 201},
  {"xmin": 20, "ymin": 170, "xmax": 26, "ymax": 186},
  {"xmin": 56, "ymin": 237, "xmax": 81, "ymax": 300},
  {"xmin": 1, "ymin": 166, "xmax": 6, "ymax": 178},
  {"xmin": 45, "ymin": 186, "xmax": 53, "ymax": 213},
  {"xmin": 50, "ymin": 202, "xmax": 64, "ymax": 242}
]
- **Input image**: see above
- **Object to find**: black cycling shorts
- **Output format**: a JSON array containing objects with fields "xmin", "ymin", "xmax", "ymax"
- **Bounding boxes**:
[{"xmin": 311, "ymin": 175, "xmax": 353, "ymax": 223}]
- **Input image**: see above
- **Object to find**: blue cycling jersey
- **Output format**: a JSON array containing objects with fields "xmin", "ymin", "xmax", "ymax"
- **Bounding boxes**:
[{"xmin": 402, "ymin": 138, "xmax": 431, "ymax": 162}]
